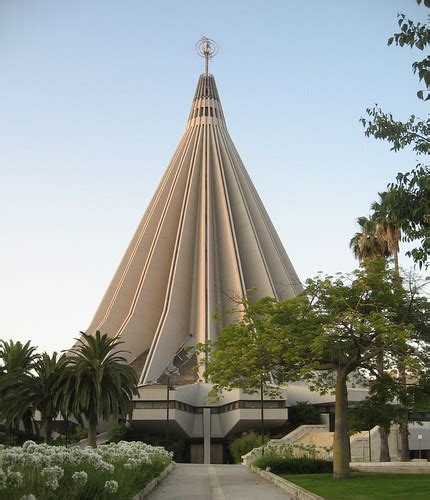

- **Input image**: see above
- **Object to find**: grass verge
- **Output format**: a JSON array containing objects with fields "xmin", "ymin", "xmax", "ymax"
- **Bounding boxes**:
[{"xmin": 282, "ymin": 472, "xmax": 430, "ymax": 499}]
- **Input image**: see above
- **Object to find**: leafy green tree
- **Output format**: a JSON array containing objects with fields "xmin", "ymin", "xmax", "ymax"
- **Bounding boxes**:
[
  {"xmin": 288, "ymin": 401, "xmax": 321, "ymax": 427},
  {"xmin": 229, "ymin": 431, "xmax": 269, "ymax": 464},
  {"xmin": 351, "ymin": 370, "xmax": 430, "ymax": 460},
  {"xmin": 383, "ymin": 271, "xmax": 429, "ymax": 460},
  {"xmin": 60, "ymin": 331, "xmax": 139, "ymax": 447},
  {"xmin": 201, "ymin": 297, "xmax": 289, "ymax": 396},
  {"xmin": 202, "ymin": 261, "xmax": 424, "ymax": 478},
  {"xmin": 360, "ymin": 7, "xmax": 430, "ymax": 269},
  {"xmin": 349, "ymin": 267, "xmax": 430, "ymax": 461},
  {"xmin": 349, "ymin": 211, "xmax": 400, "ymax": 461},
  {"xmin": 348, "ymin": 372, "xmax": 402, "ymax": 438},
  {"xmin": 197, "ymin": 295, "xmax": 291, "ymax": 451},
  {"xmin": 272, "ymin": 262, "xmax": 418, "ymax": 478}
]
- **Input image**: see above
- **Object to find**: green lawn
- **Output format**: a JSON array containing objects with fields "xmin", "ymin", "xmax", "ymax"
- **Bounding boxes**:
[{"xmin": 282, "ymin": 473, "xmax": 430, "ymax": 499}]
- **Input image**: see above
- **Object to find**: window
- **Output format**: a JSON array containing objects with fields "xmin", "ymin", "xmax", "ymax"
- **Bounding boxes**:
[
  {"xmin": 134, "ymin": 401, "xmax": 174, "ymax": 409},
  {"xmin": 241, "ymin": 400, "xmax": 284, "ymax": 409}
]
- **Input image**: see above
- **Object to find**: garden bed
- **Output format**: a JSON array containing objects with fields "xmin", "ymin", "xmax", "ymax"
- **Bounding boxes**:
[{"xmin": 0, "ymin": 440, "xmax": 172, "ymax": 499}]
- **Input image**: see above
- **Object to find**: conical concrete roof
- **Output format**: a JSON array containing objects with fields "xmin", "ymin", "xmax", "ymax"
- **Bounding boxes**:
[{"xmin": 85, "ymin": 72, "xmax": 302, "ymax": 385}]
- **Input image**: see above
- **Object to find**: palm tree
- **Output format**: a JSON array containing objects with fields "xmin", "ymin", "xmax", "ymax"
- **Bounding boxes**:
[
  {"xmin": 0, "ymin": 340, "xmax": 40, "ymax": 438},
  {"xmin": 371, "ymin": 194, "xmax": 410, "ymax": 460},
  {"xmin": 349, "ymin": 216, "xmax": 390, "ymax": 261},
  {"xmin": 350, "ymin": 218, "xmax": 393, "ymax": 461},
  {"xmin": 61, "ymin": 331, "xmax": 138, "ymax": 447},
  {"xmin": 33, "ymin": 352, "xmax": 69, "ymax": 443},
  {"xmin": 371, "ymin": 193, "xmax": 401, "ymax": 275},
  {"xmin": 0, "ymin": 339, "xmax": 39, "ymax": 375}
]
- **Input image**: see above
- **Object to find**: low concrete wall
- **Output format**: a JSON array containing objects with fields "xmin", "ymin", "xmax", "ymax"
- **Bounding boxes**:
[
  {"xmin": 250, "ymin": 465, "xmax": 323, "ymax": 500},
  {"xmin": 133, "ymin": 462, "xmax": 174, "ymax": 499},
  {"xmin": 350, "ymin": 461, "xmax": 430, "ymax": 474},
  {"xmin": 280, "ymin": 425, "xmax": 328, "ymax": 444},
  {"xmin": 79, "ymin": 431, "xmax": 110, "ymax": 448}
]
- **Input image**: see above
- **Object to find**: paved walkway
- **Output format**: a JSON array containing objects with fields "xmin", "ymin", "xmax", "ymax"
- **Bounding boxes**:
[{"xmin": 147, "ymin": 463, "xmax": 290, "ymax": 499}]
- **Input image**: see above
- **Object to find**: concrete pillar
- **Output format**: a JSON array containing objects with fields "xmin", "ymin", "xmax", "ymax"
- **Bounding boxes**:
[{"xmin": 203, "ymin": 408, "xmax": 211, "ymax": 464}]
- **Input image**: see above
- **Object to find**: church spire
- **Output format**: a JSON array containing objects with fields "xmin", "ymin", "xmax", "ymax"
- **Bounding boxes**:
[
  {"xmin": 196, "ymin": 36, "xmax": 218, "ymax": 77},
  {"xmin": 83, "ymin": 40, "xmax": 302, "ymax": 386}
]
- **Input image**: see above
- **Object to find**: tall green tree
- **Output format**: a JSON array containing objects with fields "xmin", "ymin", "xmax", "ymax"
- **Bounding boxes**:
[
  {"xmin": 369, "ymin": 168, "xmax": 429, "ymax": 269},
  {"xmin": 272, "ymin": 261, "xmax": 417, "ymax": 478},
  {"xmin": 348, "ymin": 377, "xmax": 398, "ymax": 439},
  {"xmin": 201, "ymin": 296, "xmax": 289, "ymax": 396},
  {"xmin": 349, "ymin": 216, "xmax": 390, "ymax": 262},
  {"xmin": 345, "ymin": 266, "xmax": 429, "ymax": 461},
  {"xmin": 391, "ymin": 270, "xmax": 429, "ymax": 460},
  {"xmin": 198, "ymin": 296, "xmax": 290, "ymax": 451},
  {"xmin": 60, "ymin": 331, "xmax": 139, "ymax": 447},
  {"xmin": 361, "ymin": 6, "xmax": 430, "ymax": 269},
  {"xmin": 350, "ymin": 214, "xmax": 400, "ymax": 461},
  {"xmin": 202, "ymin": 262, "xmax": 423, "ymax": 478}
]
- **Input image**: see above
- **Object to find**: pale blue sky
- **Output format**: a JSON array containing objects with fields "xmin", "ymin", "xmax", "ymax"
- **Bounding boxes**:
[{"xmin": 0, "ymin": 1, "xmax": 426, "ymax": 354}]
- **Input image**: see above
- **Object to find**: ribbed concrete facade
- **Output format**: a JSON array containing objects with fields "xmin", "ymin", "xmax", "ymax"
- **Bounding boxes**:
[{"xmin": 85, "ymin": 72, "xmax": 302, "ymax": 386}]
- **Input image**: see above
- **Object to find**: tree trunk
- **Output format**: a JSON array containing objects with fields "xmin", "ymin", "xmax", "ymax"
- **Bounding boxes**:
[
  {"xmin": 393, "ymin": 250, "xmax": 400, "ymax": 278},
  {"xmin": 379, "ymin": 427, "xmax": 391, "ymax": 462},
  {"xmin": 398, "ymin": 366, "xmax": 410, "ymax": 461},
  {"xmin": 4, "ymin": 424, "xmax": 12, "ymax": 445},
  {"xmin": 375, "ymin": 350, "xmax": 390, "ymax": 462},
  {"xmin": 399, "ymin": 418, "xmax": 410, "ymax": 461},
  {"xmin": 333, "ymin": 369, "xmax": 350, "ymax": 479},
  {"xmin": 45, "ymin": 417, "xmax": 53, "ymax": 444},
  {"xmin": 88, "ymin": 411, "xmax": 98, "ymax": 448}
]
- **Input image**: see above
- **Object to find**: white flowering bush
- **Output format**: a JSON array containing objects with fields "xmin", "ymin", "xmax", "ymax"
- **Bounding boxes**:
[
  {"xmin": 72, "ymin": 470, "xmax": 88, "ymax": 486},
  {"xmin": 0, "ymin": 441, "xmax": 172, "ymax": 499},
  {"xmin": 264, "ymin": 441, "xmax": 333, "ymax": 460},
  {"xmin": 104, "ymin": 479, "xmax": 119, "ymax": 493}
]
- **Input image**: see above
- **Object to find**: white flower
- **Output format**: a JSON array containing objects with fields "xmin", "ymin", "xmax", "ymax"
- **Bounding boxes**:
[
  {"xmin": 104, "ymin": 479, "xmax": 118, "ymax": 494},
  {"xmin": 22, "ymin": 440, "xmax": 37, "ymax": 451},
  {"xmin": 41, "ymin": 465, "xmax": 64, "ymax": 481},
  {"xmin": 6, "ymin": 470, "xmax": 24, "ymax": 488},
  {"xmin": 41, "ymin": 466, "xmax": 63, "ymax": 491},
  {"xmin": 97, "ymin": 461, "xmax": 115, "ymax": 474},
  {"xmin": 0, "ymin": 468, "xmax": 6, "ymax": 490},
  {"xmin": 72, "ymin": 470, "xmax": 88, "ymax": 486},
  {"xmin": 0, "ymin": 440, "xmax": 172, "ymax": 496},
  {"xmin": 47, "ymin": 478, "xmax": 59, "ymax": 491},
  {"xmin": 20, "ymin": 495, "xmax": 37, "ymax": 500}
]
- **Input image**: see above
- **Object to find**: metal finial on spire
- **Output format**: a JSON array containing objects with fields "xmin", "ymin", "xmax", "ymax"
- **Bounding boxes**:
[{"xmin": 196, "ymin": 37, "xmax": 218, "ymax": 76}]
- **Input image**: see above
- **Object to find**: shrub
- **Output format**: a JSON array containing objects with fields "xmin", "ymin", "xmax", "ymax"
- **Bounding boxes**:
[
  {"xmin": 253, "ymin": 440, "xmax": 333, "ymax": 474},
  {"xmin": 288, "ymin": 401, "xmax": 321, "ymax": 426},
  {"xmin": 254, "ymin": 453, "xmax": 333, "ymax": 474},
  {"xmin": 122, "ymin": 428, "xmax": 186, "ymax": 462},
  {"xmin": 107, "ymin": 423, "xmax": 129, "ymax": 443},
  {"xmin": 229, "ymin": 431, "xmax": 269, "ymax": 464},
  {"xmin": 74, "ymin": 425, "xmax": 88, "ymax": 441}
]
